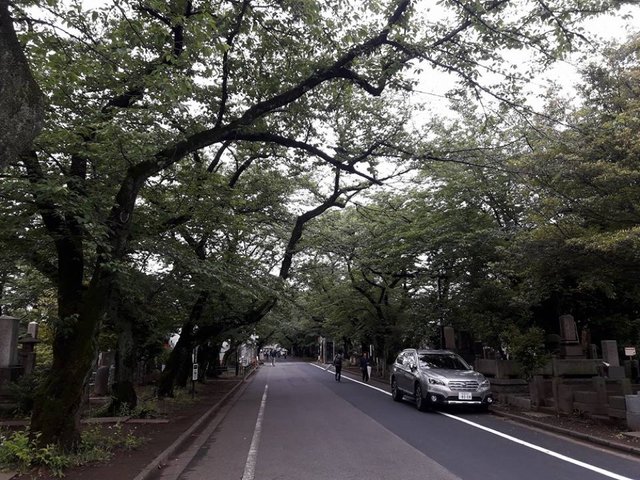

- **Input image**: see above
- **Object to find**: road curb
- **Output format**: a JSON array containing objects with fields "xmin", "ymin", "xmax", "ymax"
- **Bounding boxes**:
[
  {"xmin": 491, "ymin": 409, "xmax": 640, "ymax": 457},
  {"xmin": 133, "ymin": 367, "xmax": 258, "ymax": 480}
]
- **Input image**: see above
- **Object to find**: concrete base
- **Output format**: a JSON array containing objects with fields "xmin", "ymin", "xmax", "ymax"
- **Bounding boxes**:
[
  {"xmin": 609, "ymin": 395, "xmax": 627, "ymax": 410},
  {"xmin": 627, "ymin": 412, "xmax": 640, "ymax": 430},
  {"xmin": 573, "ymin": 401, "xmax": 607, "ymax": 416},
  {"xmin": 560, "ymin": 344, "xmax": 584, "ymax": 358},
  {"xmin": 626, "ymin": 395, "xmax": 640, "ymax": 412},
  {"xmin": 626, "ymin": 395, "xmax": 640, "ymax": 429},
  {"xmin": 607, "ymin": 366, "xmax": 626, "ymax": 380},
  {"xmin": 506, "ymin": 395, "xmax": 531, "ymax": 409},
  {"xmin": 608, "ymin": 407, "xmax": 626, "ymax": 419}
]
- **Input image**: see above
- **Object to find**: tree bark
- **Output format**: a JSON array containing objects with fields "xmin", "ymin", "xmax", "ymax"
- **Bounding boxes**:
[
  {"xmin": 157, "ymin": 324, "xmax": 193, "ymax": 396},
  {"xmin": 108, "ymin": 303, "xmax": 138, "ymax": 415},
  {"xmin": 30, "ymin": 271, "xmax": 110, "ymax": 450},
  {"xmin": 0, "ymin": 0, "xmax": 44, "ymax": 169}
]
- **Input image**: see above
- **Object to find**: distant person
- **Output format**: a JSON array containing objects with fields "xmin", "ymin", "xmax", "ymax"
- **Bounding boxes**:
[
  {"xmin": 270, "ymin": 349, "xmax": 276, "ymax": 366},
  {"xmin": 360, "ymin": 352, "xmax": 370, "ymax": 382},
  {"xmin": 333, "ymin": 351, "xmax": 343, "ymax": 382}
]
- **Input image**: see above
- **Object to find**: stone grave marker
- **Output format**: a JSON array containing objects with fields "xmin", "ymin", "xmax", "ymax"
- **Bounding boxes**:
[{"xmin": 558, "ymin": 314, "xmax": 584, "ymax": 358}]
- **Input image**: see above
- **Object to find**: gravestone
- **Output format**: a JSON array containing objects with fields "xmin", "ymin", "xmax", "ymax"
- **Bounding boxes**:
[
  {"xmin": 0, "ymin": 315, "xmax": 20, "ymax": 397},
  {"xmin": 601, "ymin": 340, "xmax": 620, "ymax": 367},
  {"xmin": 559, "ymin": 314, "xmax": 578, "ymax": 342},
  {"xmin": 559, "ymin": 314, "xmax": 583, "ymax": 358},
  {"xmin": 443, "ymin": 326, "xmax": 456, "ymax": 350},
  {"xmin": 98, "ymin": 350, "xmax": 116, "ymax": 367},
  {"xmin": 601, "ymin": 340, "xmax": 625, "ymax": 379},
  {"xmin": 93, "ymin": 350, "xmax": 116, "ymax": 396},
  {"xmin": 93, "ymin": 366, "xmax": 111, "ymax": 396},
  {"xmin": 0, "ymin": 315, "xmax": 19, "ymax": 367},
  {"xmin": 27, "ymin": 321, "xmax": 38, "ymax": 339}
]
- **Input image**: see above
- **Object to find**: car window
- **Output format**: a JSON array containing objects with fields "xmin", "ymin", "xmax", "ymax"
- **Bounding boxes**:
[
  {"xmin": 395, "ymin": 354, "xmax": 404, "ymax": 365},
  {"xmin": 418, "ymin": 353, "xmax": 470, "ymax": 370},
  {"xmin": 404, "ymin": 351, "xmax": 416, "ymax": 367}
]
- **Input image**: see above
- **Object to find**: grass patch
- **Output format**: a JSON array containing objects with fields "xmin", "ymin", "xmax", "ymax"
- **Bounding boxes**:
[{"xmin": 0, "ymin": 423, "xmax": 145, "ymax": 478}]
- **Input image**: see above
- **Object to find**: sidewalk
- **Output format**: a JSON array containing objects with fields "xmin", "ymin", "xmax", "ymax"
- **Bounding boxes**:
[{"xmin": 0, "ymin": 376, "xmax": 250, "ymax": 480}]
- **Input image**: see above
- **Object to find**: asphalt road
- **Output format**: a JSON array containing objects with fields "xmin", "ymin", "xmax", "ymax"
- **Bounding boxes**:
[{"xmin": 159, "ymin": 359, "xmax": 640, "ymax": 480}]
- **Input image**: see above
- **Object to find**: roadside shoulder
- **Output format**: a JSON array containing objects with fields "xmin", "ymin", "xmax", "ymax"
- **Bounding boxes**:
[{"xmin": 490, "ymin": 405, "xmax": 640, "ymax": 457}]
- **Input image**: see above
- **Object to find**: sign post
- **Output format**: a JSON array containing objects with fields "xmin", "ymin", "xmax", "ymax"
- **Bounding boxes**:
[
  {"xmin": 626, "ymin": 347, "xmax": 638, "ymax": 382},
  {"xmin": 191, "ymin": 346, "xmax": 199, "ymax": 398},
  {"xmin": 191, "ymin": 363, "xmax": 198, "ymax": 398}
]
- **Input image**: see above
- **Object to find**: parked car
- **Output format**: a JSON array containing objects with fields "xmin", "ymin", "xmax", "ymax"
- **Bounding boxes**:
[{"xmin": 390, "ymin": 348, "xmax": 493, "ymax": 411}]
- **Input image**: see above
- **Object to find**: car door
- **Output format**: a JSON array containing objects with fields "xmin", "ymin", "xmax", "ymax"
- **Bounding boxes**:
[
  {"xmin": 393, "ymin": 351, "xmax": 408, "ymax": 393},
  {"xmin": 404, "ymin": 350, "xmax": 419, "ymax": 392},
  {"xmin": 397, "ymin": 350, "xmax": 415, "ymax": 393},
  {"xmin": 392, "ymin": 352, "xmax": 405, "ymax": 391}
]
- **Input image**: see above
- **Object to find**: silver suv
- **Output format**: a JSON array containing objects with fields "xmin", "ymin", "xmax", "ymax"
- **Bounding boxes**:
[{"xmin": 390, "ymin": 348, "xmax": 493, "ymax": 411}]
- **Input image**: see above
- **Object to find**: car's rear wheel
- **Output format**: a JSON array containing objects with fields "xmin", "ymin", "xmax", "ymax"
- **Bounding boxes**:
[
  {"xmin": 415, "ymin": 383, "xmax": 429, "ymax": 411},
  {"xmin": 391, "ymin": 378, "xmax": 403, "ymax": 402}
]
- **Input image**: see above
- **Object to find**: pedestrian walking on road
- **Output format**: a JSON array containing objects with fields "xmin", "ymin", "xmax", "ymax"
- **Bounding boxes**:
[
  {"xmin": 270, "ymin": 349, "xmax": 276, "ymax": 366},
  {"xmin": 360, "ymin": 352, "xmax": 370, "ymax": 382},
  {"xmin": 333, "ymin": 351, "xmax": 343, "ymax": 382}
]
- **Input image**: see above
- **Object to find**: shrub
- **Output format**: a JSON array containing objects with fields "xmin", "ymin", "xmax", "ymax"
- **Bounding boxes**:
[
  {"xmin": 0, "ymin": 423, "xmax": 144, "ymax": 477},
  {"xmin": 501, "ymin": 325, "xmax": 549, "ymax": 380}
]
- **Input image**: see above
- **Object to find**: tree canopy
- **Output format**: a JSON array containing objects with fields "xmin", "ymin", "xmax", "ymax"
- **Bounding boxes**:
[{"xmin": 1, "ymin": 0, "xmax": 638, "ymax": 451}]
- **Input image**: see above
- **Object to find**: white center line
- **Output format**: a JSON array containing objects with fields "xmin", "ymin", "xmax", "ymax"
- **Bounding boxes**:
[{"xmin": 241, "ymin": 384, "xmax": 268, "ymax": 480}]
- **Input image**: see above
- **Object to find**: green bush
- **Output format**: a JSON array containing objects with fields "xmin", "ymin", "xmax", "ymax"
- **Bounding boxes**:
[
  {"xmin": 0, "ymin": 423, "xmax": 144, "ymax": 478},
  {"xmin": 0, "ymin": 429, "xmax": 33, "ymax": 468},
  {"xmin": 6, "ymin": 372, "xmax": 41, "ymax": 416},
  {"xmin": 501, "ymin": 325, "xmax": 550, "ymax": 380},
  {"xmin": 35, "ymin": 443, "xmax": 71, "ymax": 477}
]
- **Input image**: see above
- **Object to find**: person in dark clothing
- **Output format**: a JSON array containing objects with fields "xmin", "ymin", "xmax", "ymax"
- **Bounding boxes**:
[
  {"xmin": 360, "ymin": 352, "xmax": 370, "ymax": 382},
  {"xmin": 269, "ymin": 349, "xmax": 276, "ymax": 366},
  {"xmin": 333, "ymin": 351, "xmax": 343, "ymax": 382}
]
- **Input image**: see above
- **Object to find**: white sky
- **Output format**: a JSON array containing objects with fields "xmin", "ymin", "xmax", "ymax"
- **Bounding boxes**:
[
  {"xmin": 534, "ymin": 5, "xmax": 639, "ymax": 97},
  {"xmin": 410, "ymin": 3, "xmax": 639, "ymax": 119}
]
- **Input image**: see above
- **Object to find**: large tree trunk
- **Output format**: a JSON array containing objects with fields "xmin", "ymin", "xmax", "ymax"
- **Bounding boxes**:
[
  {"xmin": 0, "ymin": 0, "xmax": 44, "ymax": 169},
  {"xmin": 108, "ymin": 308, "xmax": 138, "ymax": 415},
  {"xmin": 157, "ymin": 325, "xmax": 193, "ymax": 397},
  {"xmin": 157, "ymin": 291, "xmax": 209, "ymax": 396},
  {"xmin": 30, "ymin": 272, "xmax": 110, "ymax": 450}
]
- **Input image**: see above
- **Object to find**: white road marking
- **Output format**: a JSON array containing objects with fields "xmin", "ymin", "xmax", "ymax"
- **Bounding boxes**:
[
  {"xmin": 241, "ymin": 384, "xmax": 268, "ymax": 480},
  {"xmin": 438, "ymin": 412, "xmax": 636, "ymax": 480},
  {"xmin": 311, "ymin": 362, "xmax": 390, "ymax": 394},
  {"xmin": 311, "ymin": 363, "xmax": 636, "ymax": 480}
]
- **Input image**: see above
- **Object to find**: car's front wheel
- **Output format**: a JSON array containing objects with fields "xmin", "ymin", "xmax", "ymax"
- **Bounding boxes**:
[
  {"xmin": 415, "ymin": 383, "xmax": 429, "ymax": 411},
  {"xmin": 391, "ymin": 378, "xmax": 403, "ymax": 402}
]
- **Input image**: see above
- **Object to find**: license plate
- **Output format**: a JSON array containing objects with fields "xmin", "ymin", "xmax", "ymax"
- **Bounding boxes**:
[{"xmin": 458, "ymin": 392, "xmax": 472, "ymax": 400}]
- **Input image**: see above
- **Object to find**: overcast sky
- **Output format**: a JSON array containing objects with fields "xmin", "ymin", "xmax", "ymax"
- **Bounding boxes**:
[{"xmin": 411, "ymin": 3, "xmax": 639, "ymax": 119}]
